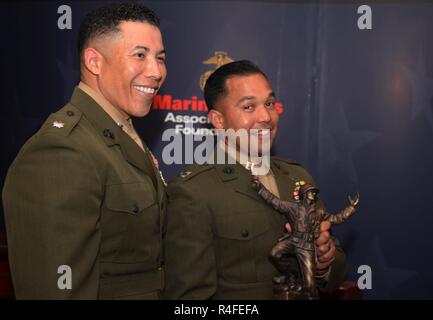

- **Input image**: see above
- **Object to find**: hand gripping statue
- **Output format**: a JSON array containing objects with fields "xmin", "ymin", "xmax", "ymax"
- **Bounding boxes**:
[{"xmin": 252, "ymin": 177, "xmax": 360, "ymax": 300}]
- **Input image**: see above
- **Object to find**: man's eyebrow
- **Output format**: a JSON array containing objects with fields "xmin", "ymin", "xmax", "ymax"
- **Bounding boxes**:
[
  {"xmin": 236, "ymin": 96, "xmax": 256, "ymax": 105},
  {"xmin": 236, "ymin": 91, "xmax": 276, "ymax": 105},
  {"xmin": 133, "ymin": 46, "xmax": 166, "ymax": 55},
  {"xmin": 133, "ymin": 45, "xmax": 149, "ymax": 52}
]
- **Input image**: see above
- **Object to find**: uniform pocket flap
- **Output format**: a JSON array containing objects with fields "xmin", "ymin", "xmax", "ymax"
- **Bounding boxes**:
[
  {"xmin": 105, "ymin": 181, "xmax": 156, "ymax": 214},
  {"xmin": 216, "ymin": 211, "xmax": 270, "ymax": 240}
]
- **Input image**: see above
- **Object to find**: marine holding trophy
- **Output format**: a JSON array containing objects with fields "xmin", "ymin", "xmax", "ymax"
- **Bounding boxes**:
[{"xmin": 164, "ymin": 60, "xmax": 353, "ymax": 299}]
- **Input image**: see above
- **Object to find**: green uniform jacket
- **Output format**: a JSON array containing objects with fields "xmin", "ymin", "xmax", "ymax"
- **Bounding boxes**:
[
  {"xmin": 2, "ymin": 87, "xmax": 166, "ymax": 299},
  {"xmin": 163, "ymin": 158, "xmax": 347, "ymax": 299}
]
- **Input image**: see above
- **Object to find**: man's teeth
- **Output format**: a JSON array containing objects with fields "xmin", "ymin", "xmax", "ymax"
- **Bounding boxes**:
[
  {"xmin": 134, "ymin": 86, "xmax": 156, "ymax": 94},
  {"xmin": 251, "ymin": 129, "xmax": 271, "ymax": 136}
]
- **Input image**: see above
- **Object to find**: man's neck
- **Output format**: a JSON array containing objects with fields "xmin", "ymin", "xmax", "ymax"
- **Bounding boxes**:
[{"xmin": 78, "ymin": 81, "xmax": 131, "ymax": 130}]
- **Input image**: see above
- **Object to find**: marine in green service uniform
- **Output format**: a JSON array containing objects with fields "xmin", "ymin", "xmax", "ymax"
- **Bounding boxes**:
[
  {"xmin": 2, "ymin": 3, "xmax": 167, "ymax": 299},
  {"xmin": 163, "ymin": 60, "xmax": 347, "ymax": 299}
]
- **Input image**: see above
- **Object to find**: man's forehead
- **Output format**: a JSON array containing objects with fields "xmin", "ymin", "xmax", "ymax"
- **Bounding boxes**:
[
  {"xmin": 225, "ymin": 74, "xmax": 273, "ymax": 98},
  {"xmin": 118, "ymin": 20, "xmax": 160, "ymax": 36},
  {"xmin": 122, "ymin": 22, "xmax": 162, "ymax": 48}
]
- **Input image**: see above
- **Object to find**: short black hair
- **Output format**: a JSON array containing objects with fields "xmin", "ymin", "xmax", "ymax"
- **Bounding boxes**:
[
  {"xmin": 204, "ymin": 60, "xmax": 268, "ymax": 110},
  {"xmin": 78, "ymin": 2, "xmax": 160, "ymax": 56}
]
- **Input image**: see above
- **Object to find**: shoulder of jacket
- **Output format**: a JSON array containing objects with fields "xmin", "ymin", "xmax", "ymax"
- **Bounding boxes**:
[
  {"xmin": 37, "ymin": 104, "xmax": 82, "ymax": 138},
  {"xmin": 272, "ymin": 156, "xmax": 303, "ymax": 168},
  {"xmin": 272, "ymin": 156, "xmax": 317, "ymax": 186}
]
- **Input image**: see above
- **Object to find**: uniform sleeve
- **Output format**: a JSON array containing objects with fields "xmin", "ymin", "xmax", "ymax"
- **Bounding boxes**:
[
  {"xmin": 163, "ymin": 181, "xmax": 217, "ymax": 299},
  {"xmin": 2, "ymin": 133, "xmax": 102, "ymax": 299}
]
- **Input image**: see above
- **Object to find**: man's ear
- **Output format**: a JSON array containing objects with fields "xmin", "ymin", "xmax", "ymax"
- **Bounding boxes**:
[
  {"xmin": 208, "ymin": 109, "xmax": 225, "ymax": 129},
  {"xmin": 82, "ymin": 47, "xmax": 104, "ymax": 75}
]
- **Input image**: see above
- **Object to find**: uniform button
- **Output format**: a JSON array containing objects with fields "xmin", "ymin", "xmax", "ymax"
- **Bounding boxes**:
[
  {"xmin": 223, "ymin": 166, "xmax": 234, "ymax": 174},
  {"xmin": 241, "ymin": 229, "xmax": 249, "ymax": 238},
  {"xmin": 66, "ymin": 110, "xmax": 74, "ymax": 116},
  {"xmin": 132, "ymin": 203, "xmax": 139, "ymax": 214}
]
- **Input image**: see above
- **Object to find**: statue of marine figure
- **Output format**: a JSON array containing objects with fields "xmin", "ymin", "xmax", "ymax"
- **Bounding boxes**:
[{"xmin": 252, "ymin": 177, "xmax": 360, "ymax": 300}]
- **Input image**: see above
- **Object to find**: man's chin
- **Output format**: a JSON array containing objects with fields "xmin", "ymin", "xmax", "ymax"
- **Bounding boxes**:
[{"xmin": 131, "ymin": 105, "xmax": 152, "ymax": 117}]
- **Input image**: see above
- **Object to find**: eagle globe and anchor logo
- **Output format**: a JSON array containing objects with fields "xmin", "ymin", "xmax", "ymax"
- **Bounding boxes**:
[
  {"xmin": 199, "ymin": 51, "xmax": 234, "ymax": 90},
  {"xmin": 152, "ymin": 50, "xmax": 233, "ymax": 112}
]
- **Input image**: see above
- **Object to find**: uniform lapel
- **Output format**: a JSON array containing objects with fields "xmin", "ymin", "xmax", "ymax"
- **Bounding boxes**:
[
  {"xmin": 234, "ymin": 164, "xmax": 263, "ymax": 202},
  {"xmin": 212, "ymin": 162, "xmax": 264, "ymax": 203},
  {"xmin": 209, "ymin": 143, "xmax": 276, "ymax": 204},
  {"xmin": 142, "ymin": 144, "xmax": 166, "ymax": 206},
  {"xmin": 140, "ymin": 143, "xmax": 167, "ymax": 235},
  {"xmin": 70, "ymin": 86, "xmax": 157, "ymax": 181},
  {"xmin": 117, "ymin": 133, "xmax": 157, "ymax": 185}
]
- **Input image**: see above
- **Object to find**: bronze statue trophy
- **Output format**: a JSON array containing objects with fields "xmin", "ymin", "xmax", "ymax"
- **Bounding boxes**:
[{"xmin": 252, "ymin": 177, "xmax": 360, "ymax": 300}]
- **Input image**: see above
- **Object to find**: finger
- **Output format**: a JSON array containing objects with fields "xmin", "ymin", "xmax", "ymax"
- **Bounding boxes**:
[
  {"xmin": 316, "ymin": 231, "xmax": 330, "ymax": 246},
  {"xmin": 318, "ymin": 243, "xmax": 336, "ymax": 262},
  {"xmin": 285, "ymin": 223, "xmax": 292, "ymax": 233},
  {"xmin": 317, "ymin": 256, "xmax": 335, "ymax": 270},
  {"xmin": 316, "ymin": 243, "xmax": 329, "ymax": 256},
  {"xmin": 322, "ymin": 243, "xmax": 336, "ymax": 261},
  {"xmin": 317, "ymin": 238, "xmax": 334, "ymax": 256},
  {"xmin": 320, "ymin": 220, "xmax": 331, "ymax": 232}
]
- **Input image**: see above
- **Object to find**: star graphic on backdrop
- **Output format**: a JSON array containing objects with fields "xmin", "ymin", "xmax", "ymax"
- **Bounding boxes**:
[
  {"xmin": 354, "ymin": 237, "xmax": 416, "ymax": 299},
  {"xmin": 402, "ymin": 48, "xmax": 433, "ymax": 131},
  {"xmin": 319, "ymin": 102, "xmax": 379, "ymax": 183}
]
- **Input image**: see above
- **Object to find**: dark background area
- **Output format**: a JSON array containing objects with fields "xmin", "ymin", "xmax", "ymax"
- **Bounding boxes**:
[{"xmin": 1, "ymin": 0, "xmax": 432, "ymax": 299}]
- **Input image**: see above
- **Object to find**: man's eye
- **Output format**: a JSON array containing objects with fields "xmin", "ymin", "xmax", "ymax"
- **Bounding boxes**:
[
  {"xmin": 243, "ymin": 105, "xmax": 254, "ymax": 111},
  {"xmin": 265, "ymin": 101, "xmax": 275, "ymax": 108},
  {"xmin": 157, "ymin": 56, "xmax": 166, "ymax": 63},
  {"xmin": 135, "ymin": 53, "xmax": 145, "ymax": 59}
]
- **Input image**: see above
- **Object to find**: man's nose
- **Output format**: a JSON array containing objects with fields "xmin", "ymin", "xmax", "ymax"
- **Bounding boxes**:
[
  {"xmin": 145, "ymin": 57, "xmax": 163, "ymax": 81},
  {"xmin": 256, "ymin": 105, "xmax": 272, "ymax": 123}
]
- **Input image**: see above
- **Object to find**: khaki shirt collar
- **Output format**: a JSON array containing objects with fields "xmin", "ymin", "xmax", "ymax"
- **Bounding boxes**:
[
  {"xmin": 219, "ymin": 138, "xmax": 272, "ymax": 176},
  {"xmin": 78, "ymin": 81, "xmax": 133, "ymax": 132}
]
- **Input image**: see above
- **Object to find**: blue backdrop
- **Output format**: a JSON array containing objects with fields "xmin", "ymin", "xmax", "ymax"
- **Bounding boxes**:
[{"xmin": 1, "ymin": 0, "xmax": 433, "ymax": 299}]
